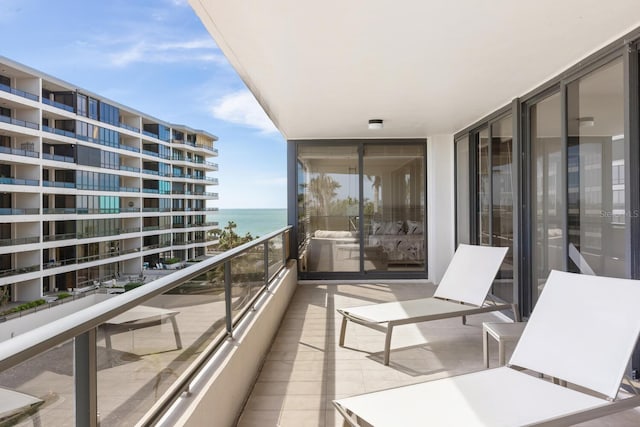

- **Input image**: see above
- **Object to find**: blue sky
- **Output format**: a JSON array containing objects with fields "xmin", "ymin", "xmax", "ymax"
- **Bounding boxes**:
[{"xmin": 0, "ymin": 0, "xmax": 286, "ymax": 209}]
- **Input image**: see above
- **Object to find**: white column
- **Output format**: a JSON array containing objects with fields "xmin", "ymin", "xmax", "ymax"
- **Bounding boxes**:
[{"xmin": 427, "ymin": 134, "xmax": 455, "ymax": 284}]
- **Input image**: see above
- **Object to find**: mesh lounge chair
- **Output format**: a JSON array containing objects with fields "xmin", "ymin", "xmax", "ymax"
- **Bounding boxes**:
[
  {"xmin": 338, "ymin": 244, "xmax": 518, "ymax": 365},
  {"xmin": 334, "ymin": 270, "xmax": 640, "ymax": 426}
]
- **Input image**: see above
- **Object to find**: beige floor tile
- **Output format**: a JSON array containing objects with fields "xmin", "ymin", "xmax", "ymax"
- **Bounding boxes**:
[
  {"xmin": 237, "ymin": 282, "xmax": 640, "ymax": 427},
  {"xmin": 277, "ymin": 410, "xmax": 325, "ymax": 427}
]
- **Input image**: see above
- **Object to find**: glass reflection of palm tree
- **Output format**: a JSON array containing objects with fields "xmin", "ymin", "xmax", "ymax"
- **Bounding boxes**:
[
  {"xmin": 366, "ymin": 175, "xmax": 382, "ymax": 214},
  {"xmin": 308, "ymin": 173, "xmax": 341, "ymax": 230}
]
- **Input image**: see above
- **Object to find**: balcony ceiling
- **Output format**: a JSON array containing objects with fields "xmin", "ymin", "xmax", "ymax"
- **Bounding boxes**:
[{"xmin": 190, "ymin": 0, "xmax": 640, "ymax": 140}]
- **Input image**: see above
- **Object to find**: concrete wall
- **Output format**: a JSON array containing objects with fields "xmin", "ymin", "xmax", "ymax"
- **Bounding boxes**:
[
  {"xmin": 427, "ymin": 134, "xmax": 455, "ymax": 284},
  {"xmin": 159, "ymin": 260, "xmax": 298, "ymax": 427}
]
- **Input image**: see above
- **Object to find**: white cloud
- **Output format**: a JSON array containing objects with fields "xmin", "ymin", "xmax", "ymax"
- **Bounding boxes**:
[
  {"xmin": 211, "ymin": 90, "xmax": 278, "ymax": 133},
  {"xmin": 107, "ymin": 38, "xmax": 223, "ymax": 67}
]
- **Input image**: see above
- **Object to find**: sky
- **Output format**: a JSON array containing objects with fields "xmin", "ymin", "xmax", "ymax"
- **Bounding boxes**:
[{"xmin": 0, "ymin": 0, "xmax": 287, "ymax": 209}]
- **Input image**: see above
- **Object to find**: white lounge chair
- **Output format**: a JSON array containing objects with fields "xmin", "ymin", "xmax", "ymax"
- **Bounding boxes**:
[
  {"xmin": 334, "ymin": 270, "xmax": 640, "ymax": 426},
  {"xmin": 338, "ymin": 244, "xmax": 518, "ymax": 365}
]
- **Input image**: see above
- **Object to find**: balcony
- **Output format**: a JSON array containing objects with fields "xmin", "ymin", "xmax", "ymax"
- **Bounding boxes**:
[
  {"xmin": 0, "ymin": 115, "xmax": 39, "ymax": 130},
  {"xmin": 42, "ymin": 97, "xmax": 74, "ymax": 112},
  {"xmin": 0, "ymin": 228, "xmax": 291, "ymax": 426},
  {"xmin": 0, "ymin": 236, "xmax": 40, "ymax": 247},
  {"xmin": 0, "ymin": 83, "xmax": 39, "ymax": 101},
  {"xmin": 43, "ymin": 180, "xmax": 76, "ymax": 189},
  {"xmin": 0, "ymin": 264, "xmax": 39, "ymax": 278},
  {"xmin": 0, "ymin": 208, "xmax": 39, "ymax": 215},
  {"xmin": 0, "ymin": 177, "xmax": 39, "ymax": 186},
  {"xmin": 42, "ymin": 152, "xmax": 74, "ymax": 163},
  {"xmin": 1, "ymin": 226, "xmax": 637, "ymax": 426},
  {"xmin": 119, "ymin": 122, "xmax": 140, "ymax": 133},
  {"xmin": 0, "ymin": 145, "xmax": 39, "ymax": 159},
  {"xmin": 42, "ymin": 125, "xmax": 74, "ymax": 138}
]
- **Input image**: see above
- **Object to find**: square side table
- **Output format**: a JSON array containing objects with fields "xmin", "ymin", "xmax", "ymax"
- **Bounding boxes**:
[{"xmin": 482, "ymin": 321, "xmax": 527, "ymax": 368}]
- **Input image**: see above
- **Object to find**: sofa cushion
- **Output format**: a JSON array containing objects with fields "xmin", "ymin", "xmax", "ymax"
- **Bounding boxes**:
[
  {"xmin": 314, "ymin": 230, "xmax": 357, "ymax": 239},
  {"xmin": 406, "ymin": 220, "xmax": 423, "ymax": 235},
  {"xmin": 383, "ymin": 220, "xmax": 405, "ymax": 235}
]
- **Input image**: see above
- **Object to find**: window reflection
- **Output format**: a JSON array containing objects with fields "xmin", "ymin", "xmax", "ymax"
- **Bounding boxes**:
[
  {"xmin": 297, "ymin": 143, "xmax": 425, "ymax": 274},
  {"xmin": 567, "ymin": 58, "xmax": 625, "ymax": 278},
  {"xmin": 530, "ymin": 91, "xmax": 562, "ymax": 303}
]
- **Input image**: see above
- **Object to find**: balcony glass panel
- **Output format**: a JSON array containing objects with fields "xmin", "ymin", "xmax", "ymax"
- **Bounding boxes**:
[
  {"xmin": 97, "ymin": 273, "xmax": 227, "ymax": 425},
  {"xmin": 0, "ymin": 339, "xmax": 74, "ymax": 426},
  {"xmin": 230, "ymin": 246, "xmax": 264, "ymax": 323}
]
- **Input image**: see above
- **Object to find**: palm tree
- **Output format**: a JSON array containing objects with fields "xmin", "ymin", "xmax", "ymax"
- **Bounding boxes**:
[
  {"xmin": 308, "ymin": 173, "xmax": 341, "ymax": 229},
  {"xmin": 366, "ymin": 175, "xmax": 382, "ymax": 214}
]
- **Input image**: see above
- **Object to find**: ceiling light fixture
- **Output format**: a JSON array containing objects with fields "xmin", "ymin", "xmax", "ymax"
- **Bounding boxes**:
[{"xmin": 368, "ymin": 119, "xmax": 383, "ymax": 130}]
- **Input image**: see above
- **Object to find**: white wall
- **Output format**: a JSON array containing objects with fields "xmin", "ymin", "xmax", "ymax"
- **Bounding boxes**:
[{"xmin": 427, "ymin": 134, "xmax": 455, "ymax": 284}]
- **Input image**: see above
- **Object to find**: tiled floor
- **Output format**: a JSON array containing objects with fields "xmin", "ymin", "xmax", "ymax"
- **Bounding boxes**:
[{"xmin": 237, "ymin": 282, "xmax": 640, "ymax": 427}]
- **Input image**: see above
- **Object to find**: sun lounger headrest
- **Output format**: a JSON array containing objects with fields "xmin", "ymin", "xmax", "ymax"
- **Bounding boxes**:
[{"xmin": 433, "ymin": 244, "xmax": 508, "ymax": 306}]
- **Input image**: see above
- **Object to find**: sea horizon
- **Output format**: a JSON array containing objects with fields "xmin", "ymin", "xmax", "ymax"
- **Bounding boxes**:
[{"xmin": 208, "ymin": 208, "xmax": 287, "ymax": 238}]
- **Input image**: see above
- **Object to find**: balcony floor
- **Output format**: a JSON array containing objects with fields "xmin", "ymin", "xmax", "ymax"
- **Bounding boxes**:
[{"xmin": 238, "ymin": 281, "xmax": 640, "ymax": 427}]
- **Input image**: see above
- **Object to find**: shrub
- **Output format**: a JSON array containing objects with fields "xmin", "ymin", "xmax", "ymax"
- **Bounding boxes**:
[
  {"xmin": 163, "ymin": 257, "xmax": 182, "ymax": 265},
  {"xmin": 57, "ymin": 292, "xmax": 72, "ymax": 300},
  {"xmin": 1, "ymin": 299, "xmax": 46, "ymax": 315},
  {"xmin": 124, "ymin": 282, "xmax": 144, "ymax": 292}
]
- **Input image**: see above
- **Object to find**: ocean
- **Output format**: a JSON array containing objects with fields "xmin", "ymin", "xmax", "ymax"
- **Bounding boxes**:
[{"xmin": 209, "ymin": 208, "xmax": 287, "ymax": 238}]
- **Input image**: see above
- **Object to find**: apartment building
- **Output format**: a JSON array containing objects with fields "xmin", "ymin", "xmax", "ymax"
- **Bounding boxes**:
[{"xmin": 0, "ymin": 56, "xmax": 219, "ymax": 303}]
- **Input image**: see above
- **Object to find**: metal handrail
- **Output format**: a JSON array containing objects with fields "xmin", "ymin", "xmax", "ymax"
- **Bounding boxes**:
[{"xmin": 0, "ymin": 226, "xmax": 291, "ymax": 370}]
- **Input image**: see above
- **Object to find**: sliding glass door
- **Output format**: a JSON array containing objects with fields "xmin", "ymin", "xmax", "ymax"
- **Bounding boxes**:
[
  {"xmin": 363, "ymin": 144, "xmax": 425, "ymax": 272},
  {"xmin": 566, "ymin": 57, "xmax": 625, "ymax": 278},
  {"xmin": 296, "ymin": 141, "xmax": 426, "ymax": 277},
  {"xmin": 526, "ymin": 56, "xmax": 626, "ymax": 306},
  {"xmin": 470, "ymin": 116, "xmax": 515, "ymax": 304},
  {"xmin": 529, "ymin": 91, "xmax": 563, "ymax": 304}
]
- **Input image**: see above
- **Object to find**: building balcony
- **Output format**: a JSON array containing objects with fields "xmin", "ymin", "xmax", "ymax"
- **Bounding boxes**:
[
  {"xmin": 43, "ymin": 180, "xmax": 75, "ymax": 189},
  {"xmin": 42, "ymin": 152, "xmax": 74, "ymax": 163},
  {"xmin": 0, "ymin": 177, "xmax": 39, "ymax": 186},
  {"xmin": 42, "ymin": 97, "xmax": 74, "ymax": 112},
  {"xmin": 119, "ymin": 122, "xmax": 140, "ymax": 133},
  {"xmin": 0, "ymin": 83, "xmax": 39, "ymax": 101},
  {"xmin": 0, "ymin": 236, "xmax": 40, "ymax": 247},
  {"xmin": 0, "ymin": 145, "xmax": 39, "ymax": 159},
  {"xmin": 42, "ymin": 125, "xmax": 74, "ymax": 138},
  {"xmin": 0, "ymin": 226, "xmax": 637, "ymax": 426},
  {"xmin": 0, "ymin": 264, "xmax": 40, "ymax": 278},
  {"xmin": 0, "ymin": 208, "xmax": 39, "ymax": 215}
]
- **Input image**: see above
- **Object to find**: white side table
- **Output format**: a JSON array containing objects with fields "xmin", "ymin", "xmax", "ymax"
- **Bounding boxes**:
[{"xmin": 482, "ymin": 321, "xmax": 526, "ymax": 368}]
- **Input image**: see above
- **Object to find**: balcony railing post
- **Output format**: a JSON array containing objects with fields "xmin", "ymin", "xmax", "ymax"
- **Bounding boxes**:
[
  {"xmin": 75, "ymin": 328, "xmax": 98, "ymax": 427},
  {"xmin": 264, "ymin": 241, "xmax": 269, "ymax": 288},
  {"xmin": 224, "ymin": 260, "xmax": 232, "ymax": 337}
]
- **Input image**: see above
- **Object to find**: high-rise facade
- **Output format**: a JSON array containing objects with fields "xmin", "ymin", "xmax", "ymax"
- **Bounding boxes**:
[{"xmin": 0, "ymin": 56, "xmax": 218, "ymax": 302}]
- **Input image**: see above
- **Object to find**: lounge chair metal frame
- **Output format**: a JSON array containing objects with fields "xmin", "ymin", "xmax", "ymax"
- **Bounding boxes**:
[
  {"xmin": 339, "ymin": 295, "xmax": 519, "ymax": 365},
  {"xmin": 338, "ymin": 244, "xmax": 518, "ymax": 365},
  {"xmin": 334, "ymin": 270, "xmax": 640, "ymax": 426}
]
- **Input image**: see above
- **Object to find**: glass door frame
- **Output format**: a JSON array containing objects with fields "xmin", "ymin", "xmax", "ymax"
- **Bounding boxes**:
[
  {"xmin": 454, "ymin": 36, "xmax": 640, "ymax": 376},
  {"xmin": 465, "ymin": 104, "xmax": 520, "ymax": 309},
  {"xmin": 290, "ymin": 139, "xmax": 429, "ymax": 281}
]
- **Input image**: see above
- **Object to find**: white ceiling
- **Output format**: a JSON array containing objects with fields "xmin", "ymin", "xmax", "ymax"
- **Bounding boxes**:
[{"xmin": 190, "ymin": 0, "xmax": 640, "ymax": 140}]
